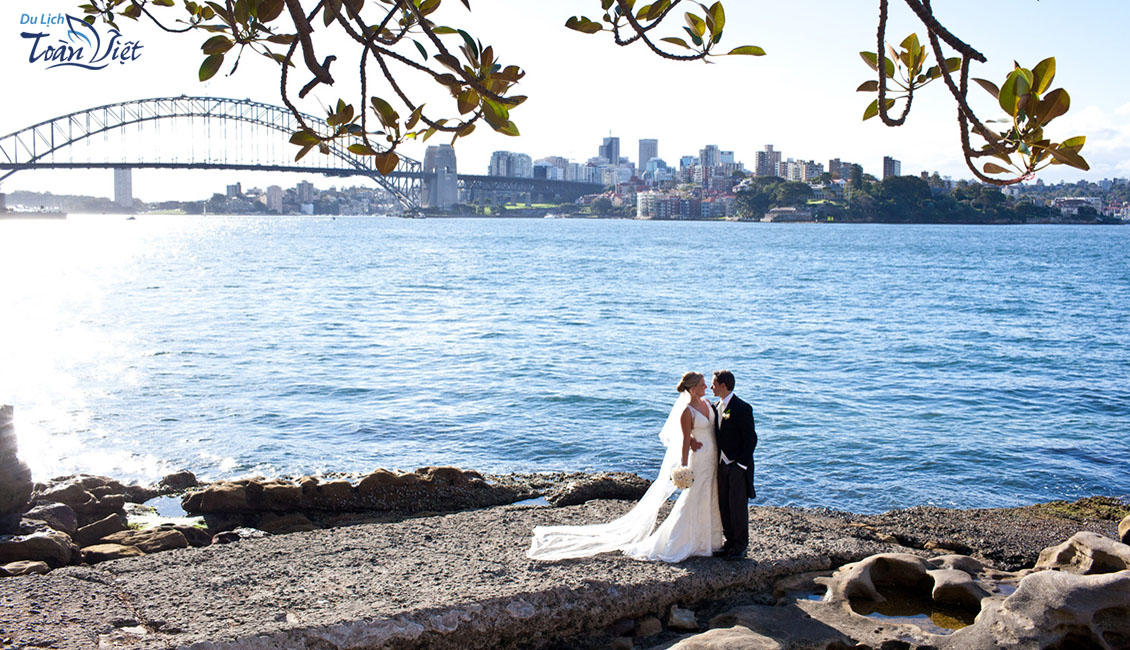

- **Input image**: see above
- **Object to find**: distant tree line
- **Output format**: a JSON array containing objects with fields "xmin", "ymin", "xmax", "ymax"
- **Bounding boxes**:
[{"xmin": 736, "ymin": 175, "xmax": 1117, "ymax": 224}]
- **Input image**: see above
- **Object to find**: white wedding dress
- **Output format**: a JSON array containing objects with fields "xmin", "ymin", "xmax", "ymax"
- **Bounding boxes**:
[{"xmin": 527, "ymin": 393, "xmax": 724, "ymax": 562}]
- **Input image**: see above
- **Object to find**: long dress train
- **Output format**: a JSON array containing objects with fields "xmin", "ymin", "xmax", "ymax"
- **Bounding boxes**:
[{"xmin": 527, "ymin": 393, "xmax": 723, "ymax": 562}]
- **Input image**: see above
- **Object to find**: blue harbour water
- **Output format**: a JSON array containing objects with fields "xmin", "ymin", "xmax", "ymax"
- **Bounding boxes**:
[{"xmin": 1, "ymin": 216, "xmax": 1127, "ymax": 513}]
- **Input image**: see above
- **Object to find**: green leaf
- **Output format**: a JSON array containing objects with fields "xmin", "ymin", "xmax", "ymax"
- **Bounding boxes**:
[
  {"xmin": 456, "ymin": 29, "xmax": 479, "ymax": 60},
  {"xmin": 1060, "ymin": 135, "xmax": 1086, "ymax": 151},
  {"xmin": 972, "ymin": 77, "xmax": 999, "ymax": 99},
  {"xmin": 348, "ymin": 143, "xmax": 376, "ymax": 155},
  {"xmin": 1032, "ymin": 57, "xmax": 1055, "ymax": 96},
  {"xmin": 663, "ymin": 37, "xmax": 691, "ymax": 50},
  {"xmin": 457, "ymin": 89, "xmax": 478, "ymax": 115},
  {"xmin": 1047, "ymin": 145, "xmax": 1089, "ymax": 171},
  {"xmin": 153, "ymin": 0, "xmax": 175, "ymax": 5},
  {"xmin": 374, "ymin": 151, "xmax": 399, "ymax": 175},
  {"xmin": 413, "ymin": 39, "xmax": 428, "ymax": 62},
  {"xmin": 289, "ymin": 130, "xmax": 320, "ymax": 146},
  {"xmin": 998, "ymin": 69, "xmax": 1028, "ymax": 116},
  {"xmin": 258, "ymin": 0, "xmax": 284, "ymax": 22},
  {"xmin": 370, "ymin": 96, "xmax": 399, "ymax": 129},
  {"xmin": 294, "ymin": 143, "xmax": 315, "ymax": 161},
  {"xmin": 199, "ymin": 53, "xmax": 224, "ymax": 81},
  {"xmin": 405, "ymin": 104, "xmax": 425, "ymax": 130},
  {"xmin": 727, "ymin": 45, "xmax": 764, "ymax": 56},
  {"xmin": 685, "ymin": 12, "xmax": 705, "ymax": 38},
  {"xmin": 646, "ymin": 0, "xmax": 670, "ymax": 20},
  {"xmin": 860, "ymin": 51, "xmax": 878, "ymax": 71},
  {"xmin": 708, "ymin": 1, "xmax": 725, "ymax": 35},
  {"xmin": 856, "ymin": 80, "xmax": 879, "ymax": 92},
  {"xmin": 982, "ymin": 162, "xmax": 1010, "ymax": 175},
  {"xmin": 266, "ymin": 34, "xmax": 295, "ymax": 44},
  {"xmin": 496, "ymin": 120, "xmax": 520, "ymax": 137},
  {"xmin": 862, "ymin": 99, "xmax": 879, "ymax": 121},
  {"xmin": 201, "ymin": 35, "xmax": 232, "ymax": 54},
  {"xmin": 565, "ymin": 16, "xmax": 602, "ymax": 34}
]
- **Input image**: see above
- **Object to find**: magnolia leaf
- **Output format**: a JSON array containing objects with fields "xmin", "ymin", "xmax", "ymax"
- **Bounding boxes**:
[
  {"xmin": 405, "ymin": 104, "xmax": 425, "ymax": 130},
  {"xmin": 709, "ymin": 1, "xmax": 725, "ymax": 35},
  {"xmin": 983, "ymin": 162, "xmax": 1010, "ymax": 175},
  {"xmin": 1032, "ymin": 57, "xmax": 1055, "ymax": 95},
  {"xmin": 370, "ymin": 96, "xmax": 399, "ymax": 129},
  {"xmin": 199, "ymin": 53, "xmax": 224, "ymax": 81},
  {"xmin": 856, "ymin": 80, "xmax": 879, "ymax": 92},
  {"xmin": 663, "ymin": 37, "xmax": 691, "ymax": 49},
  {"xmin": 685, "ymin": 12, "xmax": 705, "ymax": 38},
  {"xmin": 727, "ymin": 45, "xmax": 764, "ymax": 56},
  {"xmin": 413, "ymin": 39, "xmax": 427, "ymax": 62},
  {"xmin": 294, "ymin": 143, "xmax": 315, "ymax": 161},
  {"xmin": 202, "ymin": 35, "xmax": 232, "ymax": 54},
  {"xmin": 289, "ymin": 130, "xmax": 320, "ymax": 146},
  {"xmin": 258, "ymin": 0, "xmax": 285, "ymax": 22},
  {"xmin": 565, "ymin": 16, "xmax": 602, "ymax": 34},
  {"xmin": 973, "ymin": 77, "xmax": 1000, "ymax": 98},
  {"xmin": 348, "ymin": 143, "xmax": 377, "ymax": 155},
  {"xmin": 862, "ymin": 99, "xmax": 879, "ymax": 121},
  {"xmin": 495, "ymin": 120, "xmax": 520, "ymax": 137},
  {"xmin": 373, "ymin": 151, "xmax": 399, "ymax": 175},
  {"xmin": 1034, "ymin": 88, "xmax": 1070, "ymax": 125},
  {"xmin": 1047, "ymin": 145, "xmax": 1089, "ymax": 170},
  {"xmin": 457, "ymin": 89, "xmax": 478, "ymax": 115}
]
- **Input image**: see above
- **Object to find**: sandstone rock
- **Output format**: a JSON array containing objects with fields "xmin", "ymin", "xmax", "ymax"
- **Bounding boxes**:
[
  {"xmin": 821, "ymin": 553, "xmax": 934, "ymax": 603},
  {"xmin": 668, "ymin": 605, "xmax": 698, "ymax": 631},
  {"xmin": 545, "ymin": 472, "xmax": 650, "ymax": 507},
  {"xmin": 2, "ymin": 560, "xmax": 50, "ymax": 576},
  {"xmin": 258, "ymin": 513, "xmax": 317, "ymax": 534},
  {"xmin": 73, "ymin": 513, "xmax": 128, "ymax": 547},
  {"xmin": 709, "ymin": 603, "xmax": 853, "ymax": 649},
  {"xmin": 82, "ymin": 543, "xmax": 145, "ymax": 563},
  {"xmin": 162, "ymin": 524, "xmax": 212, "ymax": 547},
  {"xmin": 636, "ymin": 616, "xmax": 662, "ymax": 638},
  {"xmin": 183, "ymin": 482, "xmax": 250, "ymax": 513},
  {"xmin": 946, "ymin": 568, "xmax": 1130, "ymax": 649},
  {"xmin": 1034, "ymin": 531, "xmax": 1130, "ymax": 574},
  {"xmin": 159, "ymin": 470, "xmax": 198, "ymax": 491},
  {"xmin": 0, "ymin": 530, "xmax": 74, "ymax": 566},
  {"xmin": 609, "ymin": 636, "xmax": 633, "ymax": 650},
  {"xmin": 101, "ymin": 529, "xmax": 189, "ymax": 554},
  {"xmin": 926, "ymin": 569, "xmax": 988, "ymax": 609},
  {"xmin": 666, "ymin": 626, "xmax": 782, "ymax": 650},
  {"xmin": 927, "ymin": 554, "xmax": 983, "ymax": 575},
  {"xmin": 261, "ymin": 483, "xmax": 303, "ymax": 510},
  {"xmin": 33, "ymin": 478, "xmax": 129, "ymax": 527},
  {"xmin": 606, "ymin": 619, "xmax": 635, "ymax": 637},
  {"xmin": 24, "ymin": 503, "xmax": 78, "ymax": 536},
  {"xmin": 0, "ymin": 405, "xmax": 33, "ymax": 527},
  {"xmin": 1120, "ymin": 514, "xmax": 1130, "ymax": 546},
  {"xmin": 312, "ymin": 480, "xmax": 357, "ymax": 510},
  {"xmin": 417, "ymin": 466, "xmax": 480, "ymax": 487}
]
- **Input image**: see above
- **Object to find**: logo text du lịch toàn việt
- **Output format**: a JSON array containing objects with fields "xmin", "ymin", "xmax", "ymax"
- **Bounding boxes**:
[{"xmin": 21, "ymin": 14, "xmax": 143, "ymax": 70}]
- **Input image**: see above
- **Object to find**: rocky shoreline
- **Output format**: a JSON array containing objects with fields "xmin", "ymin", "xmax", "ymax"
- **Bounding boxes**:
[{"xmin": 3, "ymin": 406, "xmax": 1130, "ymax": 649}]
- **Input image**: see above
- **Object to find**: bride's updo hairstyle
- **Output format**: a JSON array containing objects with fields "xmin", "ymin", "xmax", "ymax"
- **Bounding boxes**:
[{"xmin": 676, "ymin": 371, "xmax": 704, "ymax": 393}]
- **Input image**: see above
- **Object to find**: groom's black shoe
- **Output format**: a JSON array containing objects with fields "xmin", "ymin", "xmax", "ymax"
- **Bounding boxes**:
[
  {"xmin": 712, "ymin": 545, "xmax": 731, "ymax": 558},
  {"xmin": 723, "ymin": 546, "xmax": 748, "ymax": 560}
]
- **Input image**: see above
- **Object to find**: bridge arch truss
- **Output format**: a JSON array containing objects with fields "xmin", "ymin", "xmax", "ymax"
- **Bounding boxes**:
[{"xmin": 0, "ymin": 96, "xmax": 422, "ymax": 208}]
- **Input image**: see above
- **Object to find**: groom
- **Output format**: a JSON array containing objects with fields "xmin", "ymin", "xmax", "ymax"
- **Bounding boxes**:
[{"xmin": 711, "ymin": 370, "xmax": 757, "ymax": 560}]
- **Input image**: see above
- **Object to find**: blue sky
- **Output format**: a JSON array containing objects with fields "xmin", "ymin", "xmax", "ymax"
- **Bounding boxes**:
[{"xmin": 2, "ymin": 0, "xmax": 1127, "ymax": 200}]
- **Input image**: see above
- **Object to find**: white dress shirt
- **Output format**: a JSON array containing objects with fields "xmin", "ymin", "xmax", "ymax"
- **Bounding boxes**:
[{"xmin": 716, "ymin": 394, "xmax": 748, "ymax": 470}]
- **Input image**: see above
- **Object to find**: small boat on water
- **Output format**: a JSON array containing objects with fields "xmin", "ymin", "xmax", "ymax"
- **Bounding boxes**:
[{"xmin": 543, "ymin": 213, "xmax": 562, "ymax": 219}]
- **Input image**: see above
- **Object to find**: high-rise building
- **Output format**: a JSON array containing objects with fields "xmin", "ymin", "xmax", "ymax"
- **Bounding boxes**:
[
  {"xmin": 422, "ymin": 144, "xmax": 458, "ymax": 209},
  {"xmin": 488, "ymin": 151, "xmax": 533, "ymax": 178},
  {"xmin": 639, "ymin": 139, "xmax": 658, "ymax": 168},
  {"xmin": 296, "ymin": 180, "xmax": 315, "ymax": 203},
  {"xmin": 599, "ymin": 137, "xmax": 620, "ymax": 165},
  {"xmin": 699, "ymin": 144, "xmax": 721, "ymax": 169},
  {"xmin": 226, "ymin": 182, "xmax": 242, "ymax": 198},
  {"xmin": 883, "ymin": 156, "xmax": 902, "ymax": 179},
  {"xmin": 755, "ymin": 145, "xmax": 782, "ymax": 177},
  {"xmin": 113, "ymin": 168, "xmax": 132, "ymax": 209},
  {"xmin": 266, "ymin": 185, "xmax": 283, "ymax": 213}
]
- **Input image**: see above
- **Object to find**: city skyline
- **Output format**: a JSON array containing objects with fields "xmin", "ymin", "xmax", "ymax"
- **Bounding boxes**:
[{"xmin": 3, "ymin": 1, "xmax": 1129, "ymax": 201}]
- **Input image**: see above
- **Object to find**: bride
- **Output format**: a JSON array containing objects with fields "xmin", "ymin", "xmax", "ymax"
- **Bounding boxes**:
[{"xmin": 527, "ymin": 372, "xmax": 724, "ymax": 562}]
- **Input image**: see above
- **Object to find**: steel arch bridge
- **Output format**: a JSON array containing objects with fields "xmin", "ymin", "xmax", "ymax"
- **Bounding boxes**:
[{"xmin": 0, "ymin": 96, "xmax": 424, "ymax": 208}]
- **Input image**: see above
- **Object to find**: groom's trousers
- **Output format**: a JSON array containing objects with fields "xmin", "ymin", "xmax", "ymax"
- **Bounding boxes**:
[{"xmin": 717, "ymin": 462, "xmax": 749, "ymax": 550}]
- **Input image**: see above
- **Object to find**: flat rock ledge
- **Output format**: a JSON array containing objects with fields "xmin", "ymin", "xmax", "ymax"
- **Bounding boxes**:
[{"xmin": 0, "ymin": 499, "xmax": 1123, "ymax": 650}]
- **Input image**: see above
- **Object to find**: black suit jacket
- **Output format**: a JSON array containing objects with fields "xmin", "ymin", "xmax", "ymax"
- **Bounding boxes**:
[{"xmin": 714, "ymin": 395, "xmax": 757, "ymax": 498}]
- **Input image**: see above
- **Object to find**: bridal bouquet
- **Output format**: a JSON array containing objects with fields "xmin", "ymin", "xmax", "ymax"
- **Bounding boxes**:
[{"xmin": 672, "ymin": 466, "xmax": 694, "ymax": 489}]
